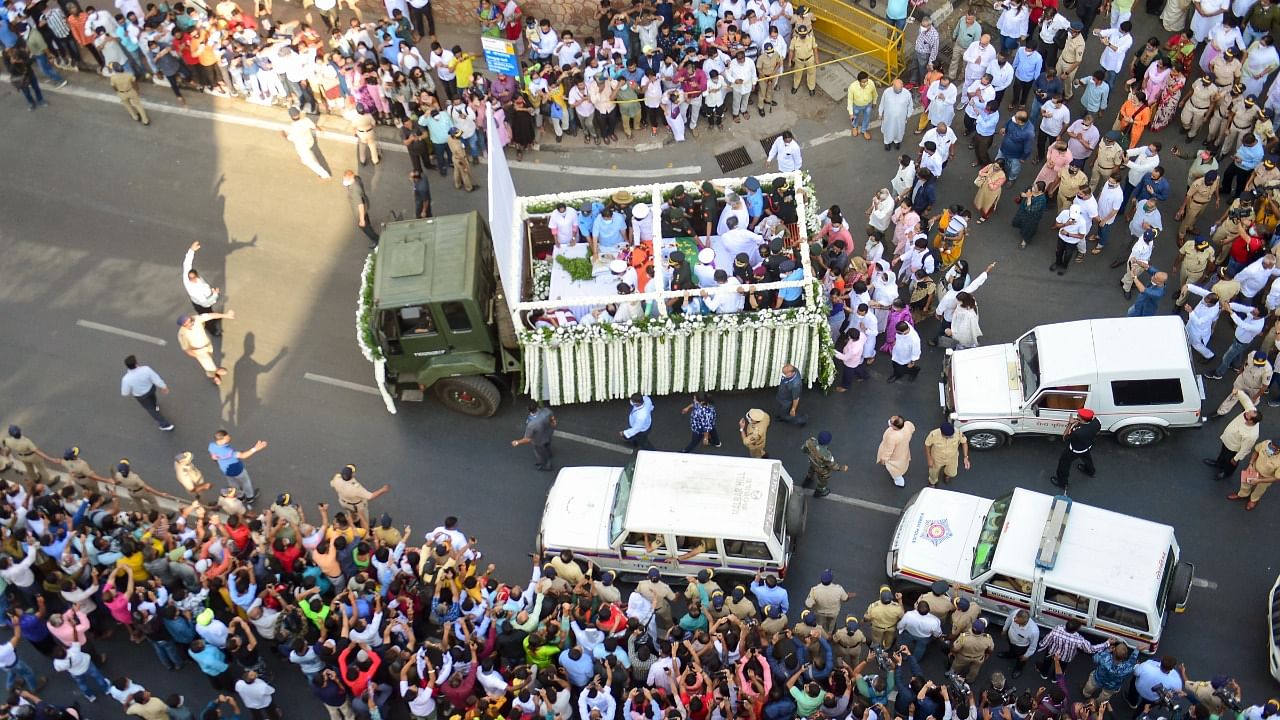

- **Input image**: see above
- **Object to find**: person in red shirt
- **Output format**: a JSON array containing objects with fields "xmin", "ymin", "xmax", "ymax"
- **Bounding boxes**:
[{"xmin": 1227, "ymin": 225, "xmax": 1264, "ymax": 274}]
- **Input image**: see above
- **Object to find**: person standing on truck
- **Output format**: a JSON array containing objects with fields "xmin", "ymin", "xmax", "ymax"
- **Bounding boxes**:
[
  {"xmin": 1204, "ymin": 389, "xmax": 1262, "ymax": 481},
  {"xmin": 512, "ymin": 401, "xmax": 556, "ymax": 471},
  {"xmin": 802, "ymin": 431, "xmax": 847, "ymax": 498},
  {"xmin": 1050, "ymin": 408, "xmax": 1101, "ymax": 490}
]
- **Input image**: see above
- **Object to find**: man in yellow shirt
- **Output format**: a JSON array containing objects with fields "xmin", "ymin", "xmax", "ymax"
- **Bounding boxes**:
[{"xmin": 847, "ymin": 72, "xmax": 878, "ymax": 141}]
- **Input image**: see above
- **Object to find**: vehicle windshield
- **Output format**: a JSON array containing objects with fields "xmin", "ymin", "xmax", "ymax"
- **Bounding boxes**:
[
  {"xmin": 1156, "ymin": 546, "xmax": 1175, "ymax": 618},
  {"xmin": 971, "ymin": 493, "xmax": 1012, "ymax": 579},
  {"xmin": 608, "ymin": 464, "xmax": 634, "ymax": 544},
  {"xmin": 1017, "ymin": 332, "xmax": 1040, "ymax": 402}
]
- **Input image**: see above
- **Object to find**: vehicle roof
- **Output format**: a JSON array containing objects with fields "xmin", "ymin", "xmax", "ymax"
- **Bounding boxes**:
[
  {"xmin": 373, "ymin": 213, "xmax": 481, "ymax": 309},
  {"xmin": 1034, "ymin": 316, "xmax": 1192, "ymax": 388},
  {"xmin": 623, "ymin": 451, "xmax": 782, "ymax": 542},
  {"xmin": 992, "ymin": 488, "xmax": 1174, "ymax": 611}
]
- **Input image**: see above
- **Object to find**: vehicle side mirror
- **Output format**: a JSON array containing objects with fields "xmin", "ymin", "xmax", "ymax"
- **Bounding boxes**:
[{"xmin": 1031, "ymin": 404, "xmax": 1039, "ymax": 417}]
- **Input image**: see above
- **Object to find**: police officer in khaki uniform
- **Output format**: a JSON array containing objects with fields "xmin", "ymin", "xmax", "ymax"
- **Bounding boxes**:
[
  {"xmin": 446, "ymin": 128, "xmax": 475, "ymax": 192},
  {"xmin": 706, "ymin": 591, "xmax": 733, "ymax": 621},
  {"xmin": 350, "ymin": 107, "xmax": 382, "ymax": 166},
  {"xmin": 1211, "ymin": 193, "xmax": 1257, "ymax": 260},
  {"xmin": 948, "ymin": 597, "xmax": 982, "ymax": 640},
  {"xmin": 1089, "ymin": 132, "xmax": 1125, "ymax": 191},
  {"xmin": 270, "ymin": 494, "xmax": 303, "ymax": 539},
  {"xmin": 948, "ymin": 618, "xmax": 995, "ymax": 682},
  {"xmin": 1172, "ymin": 235, "xmax": 1208, "ymax": 302},
  {"xmin": 174, "ymin": 451, "xmax": 213, "ymax": 504},
  {"xmin": 788, "ymin": 24, "xmax": 818, "ymax": 96},
  {"xmin": 760, "ymin": 604, "xmax": 788, "ymax": 635},
  {"xmin": 1217, "ymin": 351, "xmax": 1272, "ymax": 416},
  {"xmin": 2, "ymin": 426, "xmax": 51, "ymax": 484},
  {"xmin": 756, "ymin": 43, "xmax": 783, "ymax": 114},
  {"xmin": 54, "ymin": 446, "xmax": 107, "ymax": 491},
  {"xmin": 1177, "ymin": 173, "xmax": 1221, "ymax": 239},
  {"xmin": 924, "ymin": 423, "xmax": 969, "ymax": 485},
  {"xmin": 591, "ymin": 569, "xmax": 622, "ymax": 605},
  {"xmin": 921, "ymin": 580, "xmax": 954, "ymax": 624},
  {"xmin": 863, "ymin": 586, "xmax": 905, "ymax": 648},
  {"xmin": 108, "ymin": 62, "xmax": 150, "ymax": 125},
  {"xmin": 1056, "ymin": 164, "xmax": 1089, "ymax": 210},
  {"xmin": 1222, "ymin": 95, "xmax": 1263, "ymax": 154},
  {"xmin": 638, "ymin": 566, "xmax": 678, "ymax": 630},
  {"xmin": 804, "ymin": 569, "xmax": 851, "ymax": 634},
  {"xmin": 740, "ymin": 409, "xmax": 770, "ymax": 458},
  {"xmin": 684, "ymin": 568, "xmax": 722, "ymax": 607},
  {"xmin": 329, "ymin": 464, "xmax": 390, "ymax": 518},
  {"xmin": 114, "ymin": 459, "xmax": 170, "ymax": 514},
  {"xmin": 832, "ymin": 616, "xmax": 868, "ymax": 664},
  {"xmin": 725, "ymin": 585, "xmax": 759, "ymax": 620},
  {"xmin": 1207, "ymin": 85, "xmax": 1245, "ymax": 148},
  {"xmin": 1180, "ymin": 76, "xmax": 1217, "ymax": 140},
  {"xmin": 1056, "ymin": 24, "xmax": 1086, "ymax": 97}
]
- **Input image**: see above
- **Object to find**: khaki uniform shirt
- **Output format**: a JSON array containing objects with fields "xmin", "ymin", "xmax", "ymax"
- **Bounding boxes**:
[
  {"xmin": 548, "ymin": 556, "xmax": 586, "ymax": 587},
  {"xmin": 757, "ymin": 51, "xmax": 783, "ymax": 80},
  {"xmin": 1178, "ymin": 242, "xmax": 1214, "ymax": 280},
  {"xmin": 864, "ymin": 600, "xmax": 904, "ymax": 629},
  {"xmin": 805, "ymin": 583, "xmax": 847, "ymax": 615},
  {"xmin": 1093, "ymin": 141, "xmax": 1124, "ymax": 172},
  {"xmin": 1233, "ymin": 360, "xmax": 1272, "ymax": 395},
  {"xmin": 1186, "ymin": 178, "xmax": 1218, "ymax": 209},
  {"xmin": 924, "ymin": 430, "xmax": 964, "ymax": 464},
  {"xmin": 833, "ymin": 627, "xmax": 867, "ymax": 656},
  {"xmin": 760, "ymin": 615, "xmax": 788, "ymax": 635},
  {"xmin": 1253, "ymin": 440, "xmax": 1280, "ymax": 478},
  {"xmin": 637, "ymin": 578, "xmax": 676, "ymax": 610},
  {"xmin": 1058, "ymin": 33, "xmax": 1085, "ymax": 69},
  {"xmin": 1211, "ymin": 276, "xmax": 1242, "ymax": 302},
  {"xmin": 1221, "ymin": 393, "xmax": 1259, "ymax": 457},
  {"xmin": 1186, "ymin": 79, "xmax": 1217, "ymax": 111},
  {"xmin": 1057, "ymin": 168, "xmax": 1088, "ymax": 200},
  {"xmin": 742, "ymin": 414, "xmax": 769, "ymax": 452},
  {"xmin": 1210, "ymin": 56, "xmax": 1242, "ymax": 87},
  {"xmin": 1231, "ymin": 103, "xmax": 1262, "ymax": 131},
  {"xmin": 950, "ymin": 603, "xmax": 982, "ymax": 637},
  {"xmin": 726, "ymin": 596, "xmax": 758, "ymax": 620},
  {"xmin": 922, "ymin": 591, "xmax": 953, "ymax": 621},
  {"xmin": 177, "ymin": 318, "xmax": 212, "ymax": 352},
  {"xmin": 2, "ymin": 436, "xmax": 40, "ymax": 459},
  {"xmin": 592, "ymin": 580, "xmax": 622, "ymax": 604},
  {"xmin": 794, "ymin": 620, "xmax": 823, "ymax": 637},
  {"xmin": 952, "ymin": 631, "xmax": 994, "ymax": 660},
  {"xmin": 64, "ymin": 457, "xmax": 94, "ymax": 481},
  {"xmin": 109, "ymin": 70, "xmax": 138, "ymax": 95},
  {"xmin": 115, "ymin": 470, "xmax": 148, "ymax": 495},
  {"xmin": 684, "ymin": 579, "xmax": 723, "ymax": 605},
  {"xmin": 330, "ymin": 474, "xmax": 374, "ymax": 507},
  {"xmin": 790, "ymin": 34, "xmax": 816, "ymax": 62}
]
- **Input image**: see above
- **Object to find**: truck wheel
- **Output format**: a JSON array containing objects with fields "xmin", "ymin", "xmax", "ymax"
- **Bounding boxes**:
[
  {"xmin": 786, "ymin": 491, "xmax": 809, "ymax": 538},
  {"xmin": 965, "ymin": 429, "xmax": 1008, "ymax": 450},
  {"xmin": 1116, "ymin": 424, "xmax": 1163, "ymax": 447},
  {"xmin": 433, "ymin": 377, "xmax": 501, "ymax": 417}
]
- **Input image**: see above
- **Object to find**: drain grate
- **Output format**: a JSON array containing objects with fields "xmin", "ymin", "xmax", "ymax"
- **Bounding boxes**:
[
  {"xmin": 759, "ymin": 133, "xmax": 782, "ymax": 153},
  {"xmin": 715, "ymin": 146, "xmax": 753, "ymax": 173}
]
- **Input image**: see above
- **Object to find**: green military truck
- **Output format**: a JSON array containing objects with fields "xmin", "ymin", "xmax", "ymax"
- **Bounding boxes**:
[{"xmin": 357, "ymin": 212, "xmax": 521, "ymax": 417}]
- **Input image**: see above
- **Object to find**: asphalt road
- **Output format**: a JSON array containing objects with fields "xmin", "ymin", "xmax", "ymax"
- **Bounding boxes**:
[{"xmin": 2, "ymin": 20, "xmax": 1279, "ymax": 712}]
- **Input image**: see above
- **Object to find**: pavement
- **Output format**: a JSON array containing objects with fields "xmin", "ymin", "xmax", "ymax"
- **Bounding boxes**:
[{"xmin": 2, "ymin": 2, "xmax": 1279, "ymax": 714}]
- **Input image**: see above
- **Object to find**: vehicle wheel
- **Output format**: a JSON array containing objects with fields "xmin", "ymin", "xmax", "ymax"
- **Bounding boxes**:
[
  {"xmin": 433, "ymin": 376, "xmax": 501, "ymax": 417},
  {"xmin": 1116, "ymin": 424, "xmax": 1163, "ymax": 447},
  {"xmin": 786, "ymin": 491, "xmax": 809, "ymax": 538},
  {"xmin": 965, "ymin": 429, "xmax": 1008, "ymax": 450}
]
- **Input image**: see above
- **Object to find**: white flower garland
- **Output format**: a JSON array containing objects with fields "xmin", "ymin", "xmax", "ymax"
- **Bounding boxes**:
[
  {"xmin": 355, "ymin": 252, "xmax": 381, "ymax": 363},
  {"xmin": 531, "ymin": 259, "xmax": 552, "ymax": 302}
]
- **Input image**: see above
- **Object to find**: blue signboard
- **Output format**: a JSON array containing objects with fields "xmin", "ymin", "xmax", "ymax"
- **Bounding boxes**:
[{"xmin": 481, "ymin": 37, "xmax": 520, "ymax": 76}]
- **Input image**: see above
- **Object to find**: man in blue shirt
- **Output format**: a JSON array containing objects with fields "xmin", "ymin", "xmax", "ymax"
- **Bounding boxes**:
[
  {"xmin": 420, "ymin": 110, "xmax": 454, "ymax": 176},
  {"xmin": 620, "ymin": 393, "xmax": 654, "ymax": 450},
  {"xmin": 1221, "ymin": 133, "xmax": 1264, "ymax": 197},
  {"xmin": 1029, "ymin": 67, "xmax": 1065, "ymax": 120},
  {"xmin": 590, "ymin": 205, "xmax": 627, "ymax": 256},
  {"xmin": 1127, "ymin": 166, "xmax": 1169, "ymax": 220},
  {"xmin": 996, "ymin": 110, "xmax": 1034, "ymax": 181},
  {"xmin": 558, "ymin": 647, "xmax": 595, "ymax": 687},
  {"xmin": 777, "ymin": 260, "xmax": 805, "ymax": 307},
  {"xmin": 751, "ymin": 573, "xmax": 790, "ymax": 612},
  {"xmin": 1010, "ymin": 42, "xmax": 1043, "ymax": 108},
  {"xmin": 885, "ymin": 0, "xmax": 909, "ymax": 30},
  {"xmin": 207, "ymin": 430, "xmax": 267, "ymax": 504},
  {"xmin": 1126, "ymin": 269, "xmax": 1166, "ymax": 317},
  {"xmin": 974, "ymin": 101, "xmax": 1001, "ymax": 166},
  {"xmin": 576, "ymin": 200, "xmax": 602, "ymax": 240}
]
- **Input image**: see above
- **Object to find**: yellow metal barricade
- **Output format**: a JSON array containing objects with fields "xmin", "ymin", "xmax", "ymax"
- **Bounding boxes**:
[{"xmin": 805, "ymin": 0, "xmax": 905, "ymax": 84}]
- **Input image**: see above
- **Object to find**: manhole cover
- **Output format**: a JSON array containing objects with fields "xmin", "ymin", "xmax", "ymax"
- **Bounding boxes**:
[
  {"xmin": 715, "ymin": 146, "xmax": 753, "ymax": 173},
  {"xmin": 759, "ymin": 133, "xmax": 782, "ymax": 152}
]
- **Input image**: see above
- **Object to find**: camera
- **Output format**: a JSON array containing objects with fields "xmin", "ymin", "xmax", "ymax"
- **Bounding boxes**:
[
  {"xmin": 870, "ymin": 646, "xmax": 895, "ymax": 672},
  {"xmin": 944, "ymin": 671, "xmax": 972, "ymax": 700},
  {"xmin": 1138, "ymin": 685, "xmax": 1189, "ymax": 720},
  {"xmin": 1228, "ymin": 205, "xmax": 1254, "ymax": 222},
  {"xmin": 1212, "ymin": 687, "xmax": 1243, "ymax": 714}
]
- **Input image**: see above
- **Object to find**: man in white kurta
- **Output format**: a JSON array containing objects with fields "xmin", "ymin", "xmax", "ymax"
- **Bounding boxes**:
[
  {"xmin": 962, "ymin": 36, "xmax": 997, "ymax": 88},
  {"xmin": 1182, "ymin": 284, "xmax": 1221, "ymax": 359},
  {"xmin": 1190, "ymin": 0, "xmax": 1230, "ymax": 43},
  {"xmin": 926, "ymin": 77, "xmax": 957, "ymax": 126},
  {"xmin": 878, "ymin": 80, "xmax": 914, "ymax": 148}
]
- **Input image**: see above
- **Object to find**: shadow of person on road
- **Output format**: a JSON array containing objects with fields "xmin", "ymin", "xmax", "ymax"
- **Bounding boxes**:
[{"xmin": 224, "ymin": 331, "xmax": 288, "ymax": 426}]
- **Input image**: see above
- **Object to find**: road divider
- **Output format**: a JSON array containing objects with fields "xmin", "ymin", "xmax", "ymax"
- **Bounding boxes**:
[
  {"xmin": 302, "ymin": 372, "xmax": 381, "ymax": 395},
  {"xmin": 76, "ymin": 319, "xmax": 167, "ymax": 346}
]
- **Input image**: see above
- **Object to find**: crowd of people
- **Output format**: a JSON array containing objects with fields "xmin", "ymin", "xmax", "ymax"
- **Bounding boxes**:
[{"xmin": 0, "ymin": 435, "xmax": 1274, "ymax": 720}]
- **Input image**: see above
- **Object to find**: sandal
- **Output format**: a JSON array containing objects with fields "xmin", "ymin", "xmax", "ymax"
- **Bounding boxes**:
[
  {"xmin": 976, "ymin": 217, "xmax": 986, "ymax": 224},
  {"xmin": 1075, "ymin": 254, "xmax": 1084, "ymax": 263},
  {"xmin": 1090, "ymin": 247, "xmax": 1102, "ymax": 254}
]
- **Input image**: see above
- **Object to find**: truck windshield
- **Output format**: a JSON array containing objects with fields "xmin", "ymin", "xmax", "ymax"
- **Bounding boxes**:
[
  {"xmin": 1017, "ymin": 332, "xmax": 1040, "ymax": 402},
  {"xmin": 971, "ymin": 493, "xmax": 1012, "ymax": 579},
  {"xmin": 608, "ymin": 464, "xmax": 634, "ymax": 544}
]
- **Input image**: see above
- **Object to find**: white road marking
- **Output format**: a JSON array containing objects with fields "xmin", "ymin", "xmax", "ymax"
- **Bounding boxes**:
[
  {"xmin": 30, "ymin": 81, "xmax": 702, "ymax": 178},
  {"xmin": 76, "ymin": 319, "xmax": 167, "ymax": 346},
  {"xmin": 556, "ymin": 431, "xmax": 634, "ymax": 455},
  {"xmin": 1191, "ymin": 577, "xmax": 1219, "ymax": 590},
  {"xmin": 809, "ymin": 110, "xmax": 924, "ymax": 148},
  {"xmin": 302, "ymin": 372, "xmax": 382, "ymax": 395},
  {"xmin": 803, "ymin": 488, "xmax": 901, "ymax": 515}
]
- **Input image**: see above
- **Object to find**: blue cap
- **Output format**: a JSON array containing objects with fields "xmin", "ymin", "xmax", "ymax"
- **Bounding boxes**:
[
  {"xmin": 7, "ymin": 426, "xmax": 18, "ymax": 438},
  {"xmin": 973, "ymin": 618, "xmax": 987, "ymax": 633},
  {"xmin": 940, "ymin": 422, "xmax": 955, "ymax": 436},
  {"xmin": 817, "ymin": 431, "xmax": 832, "ymax": 445},
  {"xmin": 820, "ymin": 569, "xmax": 834, "ymax": 584},
  {"xmin": 1142, "ymin": 228, "xmax": 1157, "ymax": 242},
  {"xmin": 647, "ymin": 566, "xmax": 660, "ymax": 580},
  {"xmin": 177, "ymin": 315, "xmax": 190, "ymax": 327}
]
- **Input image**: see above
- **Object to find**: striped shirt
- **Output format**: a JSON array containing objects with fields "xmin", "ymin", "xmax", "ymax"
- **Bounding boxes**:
[
  {"xmin": 1037, "ymin": 625, "xmax": 1108, "ymax": 663},
  {"xmin": 915, "ymin": 26, "xmax": 939, "ymax": 64},
  {"xmin": 42, "ymin": 6, "xmax": 71, "ymax": 37}
]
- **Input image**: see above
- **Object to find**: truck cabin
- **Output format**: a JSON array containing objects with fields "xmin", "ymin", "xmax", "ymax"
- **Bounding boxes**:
[{"xmin": 371, "ymin": 213, "xmax": 497, "ymax": 366}]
